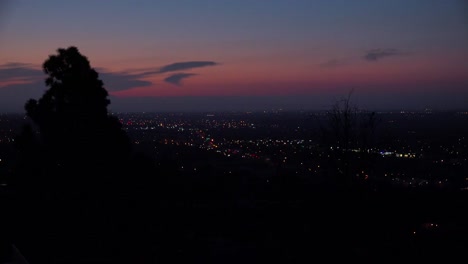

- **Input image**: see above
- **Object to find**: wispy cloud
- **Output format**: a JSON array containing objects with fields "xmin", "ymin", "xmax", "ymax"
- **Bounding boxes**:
[
  {"xmin": 0, "ymin": 59, "xmax": 219, "ymax": 94},
  {"xmin": 164, "ymin": 73, "xmax": 197, "ymax": 86},
  {"xmin": 321, "ymin": 49, "xmax": 407, "ymax": 68},
  {"xmin": 0, "ymin": 62, "xmax": 43, "ymax": 81},
  {"xmin": 138, "ymin": 61, "xmax": 218, "ymax": 76},
  {"xmin": 0, "ymin": 60, "xmax": 217, "ymax": 111},
  {"xmin": 0, "ymin": 62, "xmax": 157, "ymax": 111},
  {"xmin": 363, "ymin": 49, "xmax": 405, "ymax": 62},
  {"xmin": 0, "ymin": 63, "xmax": 152, "ymax": 92},
  {"xmin": 98, "ymin": 70, "xmax": 152, "ymax": 91},
  {"xmin": 158, "ymin": 61, "xmax": 217, "ymax": 73}
]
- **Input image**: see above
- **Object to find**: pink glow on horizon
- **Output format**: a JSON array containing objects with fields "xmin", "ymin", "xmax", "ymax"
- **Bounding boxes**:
[
  {"xmin": 109, "ymin": 53, "xmax": 468, "ymax": 98},
  {"xmin": 1, "ymin": 43, "xmax": 467, "ymax": 99}
]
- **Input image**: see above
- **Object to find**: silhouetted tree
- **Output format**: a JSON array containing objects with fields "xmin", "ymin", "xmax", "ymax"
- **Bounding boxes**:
[
  {"xmin": 11, "ymin": 47, "xmax": 142, "ymax": 263},
  {"xmin": 321, "ymin": 91, "xmax": 380, "ymax": 189},
  {"xmin": 15, "ymin": 46, "xmax": 131, "ymax": 192},
  {"xmin": 328, "ymin": 91, "xmax": 357, "ymax": 152}
]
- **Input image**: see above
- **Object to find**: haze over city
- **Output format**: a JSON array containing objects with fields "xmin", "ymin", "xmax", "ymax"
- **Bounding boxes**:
[{"xmin": 1, "ymin": 0, "xmax": 467, "ymax": 112}]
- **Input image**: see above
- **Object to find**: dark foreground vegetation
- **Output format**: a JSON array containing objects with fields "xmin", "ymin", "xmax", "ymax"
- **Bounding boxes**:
[{"xmin": 3, "ymin": 181, "xmax": 468, "ymax": 263}]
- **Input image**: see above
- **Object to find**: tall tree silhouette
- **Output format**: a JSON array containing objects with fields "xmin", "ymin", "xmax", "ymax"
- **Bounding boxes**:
[
  {"xmin": 11, "ymin": 47, "xmax": 140, "ymax": 263},
  {"xmin": 17, "ymin": 46, "xmax": 131, "ymax": 191}
]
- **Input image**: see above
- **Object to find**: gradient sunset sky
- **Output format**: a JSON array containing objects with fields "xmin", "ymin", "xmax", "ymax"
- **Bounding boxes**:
[{"xmin": 0, "ymin": 0, "xmax": 467, "ymax": 112}]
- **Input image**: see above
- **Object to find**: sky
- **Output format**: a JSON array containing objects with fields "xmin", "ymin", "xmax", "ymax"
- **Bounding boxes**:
[{"xmin": 0, "ymin": 0, "xmax": 467, "ymax": 112}]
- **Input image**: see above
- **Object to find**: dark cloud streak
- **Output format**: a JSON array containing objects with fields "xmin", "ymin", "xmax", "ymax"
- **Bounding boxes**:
[
  {"xmin": 364, "ymin": 49, "xmax": 404, "ymax": 61},
  {"xmin": 158, "ymin": 61, "xmax": 217, "ymax": 73},
  {"xmin": 138, "ymin": 61, "xmax": 218, "ymax": 76},
  {"xmin": 0, "ymin": 63, "xmax": 43, "ymax": 80},
  {"xmin": 321, "ymin": 49, "xmax": 406, "ymax": 68},
  {"xmin": 99, "ymin": 71, "xmax": 152, "ymax": 91},
  {"xmin": 0, "ymin": 63, "xmax": 153, "ymax": 92},
  {"xmin": 164, "ymin": 73, "xmax": 197, "ymax": 86},
  {"xmin": 0, "ymin": 62, "xmax": 155, "ymax": 111},
  {"xmin": 0, "ymin": 59, "xmax": 219, "ymax": 111}
]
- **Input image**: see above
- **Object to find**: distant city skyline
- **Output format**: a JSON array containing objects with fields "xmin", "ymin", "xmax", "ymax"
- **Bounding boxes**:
[{"xmin": 0, "ymin": 0, "xmax": 467, "ymax": 112}]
